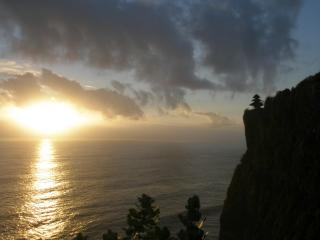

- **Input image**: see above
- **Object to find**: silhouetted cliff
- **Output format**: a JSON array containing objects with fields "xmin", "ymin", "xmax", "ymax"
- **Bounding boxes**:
[{"xmin": 219, "ymin": 72, "xmax": 320, "ymax": 240}]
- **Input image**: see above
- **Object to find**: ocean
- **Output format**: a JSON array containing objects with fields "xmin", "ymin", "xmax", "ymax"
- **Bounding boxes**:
[{"xmin": 0, "ymin": 139, "xmax": 242, "ymax": 239}]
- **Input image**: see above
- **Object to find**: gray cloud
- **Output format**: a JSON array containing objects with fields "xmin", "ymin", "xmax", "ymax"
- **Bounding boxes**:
[
  {"xmin": 191, "ymin": 0, "xmax": 302, "ymax": 91},
  {"xmin": 133, "ymin": 89, "xmax": 154, "ymax": 107},
  {"xmin": 111, "ymin": 80, "xmax": 127, "ymax": 95},
  {"xmin": 0, "ymin": 0, "xmax": 303, "ymax": 107},
  {"xmin": 156, "ymin": 87, "xmax": 191, "ymax": 112},
  {"xmin": 111, "ymin": 80, "xmax": 154, "ymax": 107},
  {"xmin": 0, "ymin": 69, "xmax": 143, "ymax": 119},
  {"xmin": 0, "ymin": 73, "xmax": 43, "ymax": 104}
]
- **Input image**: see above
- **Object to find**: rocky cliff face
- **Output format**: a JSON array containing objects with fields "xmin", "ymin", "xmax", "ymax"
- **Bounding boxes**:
[{"xmin": 219, "ymin": 73, "xmax": 320, "ymax": 240}]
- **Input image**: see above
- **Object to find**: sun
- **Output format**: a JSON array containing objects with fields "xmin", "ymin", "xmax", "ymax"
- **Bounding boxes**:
[{"xmin": 6, "ymin": 101, "xmax": 89, "ymax": 135}]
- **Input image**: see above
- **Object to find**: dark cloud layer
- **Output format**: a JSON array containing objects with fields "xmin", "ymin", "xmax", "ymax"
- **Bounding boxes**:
[
  {"xmin": 0, "ymin": 0, "xmax": 303, "ymax": 107},
  {"xmin": 0, "ymin": 69, "xmax": 143, "ymax": 119},
  {"xmin": 191, "ymin": 0, "xmax": 302, "ymax": 91}
]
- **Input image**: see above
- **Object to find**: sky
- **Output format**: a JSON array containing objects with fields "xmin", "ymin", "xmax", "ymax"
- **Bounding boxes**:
[{"xmin": 0, "ymin": 0, "xmax": 319, "ymax": 140}]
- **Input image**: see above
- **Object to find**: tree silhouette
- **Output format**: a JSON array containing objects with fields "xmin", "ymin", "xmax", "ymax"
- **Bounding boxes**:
[
  {"xmin": 250, "ymin": 94, "xmax": 263, "ymax": 109},
  {"xmin": 177, "ymin": 195, "xmax": 206, "ymax": 240},
  {"xmin": 73, "ymin": 195, "xmax": 206, "ymax": 240},
  {"xmin": 124, "ymin": 194, "xmax": 172, "ymax": 240}
]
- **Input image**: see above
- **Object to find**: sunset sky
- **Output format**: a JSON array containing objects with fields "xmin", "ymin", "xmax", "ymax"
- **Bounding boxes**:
[{"xmin": 0, "ymin": 0, "xmax": 319, "ymax": 140}]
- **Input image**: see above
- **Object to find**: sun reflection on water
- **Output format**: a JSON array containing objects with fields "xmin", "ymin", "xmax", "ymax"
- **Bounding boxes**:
[
  {"xmin": 34, "ymin": 139, "xmax": 57, "ymax": 191},
  {"xmin": 23, "ymin": 139, "xmax": 67, "ymax": 239}
]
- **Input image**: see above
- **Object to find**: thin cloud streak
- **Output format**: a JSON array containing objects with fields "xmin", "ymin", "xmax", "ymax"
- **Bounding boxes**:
[{"xmin": 196, "ymin": 111, "xmax": 236, "ymax": 127}]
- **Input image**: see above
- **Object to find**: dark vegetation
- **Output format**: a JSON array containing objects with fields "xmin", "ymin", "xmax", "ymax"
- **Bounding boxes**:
[
  {"xmin": 249, "ymin": 94, "xmax": 263, "ymax": 109},
  {"xmin": 74, "ymin": 194, "xmax": 207, "ymax": 240},
  {"xmin": 220, "ymin": 72, "xmax": 320, "ymax": 239}
]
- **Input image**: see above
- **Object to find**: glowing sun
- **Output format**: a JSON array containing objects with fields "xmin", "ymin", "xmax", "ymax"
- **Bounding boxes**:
[{"xmin": 7, "ymin": 101, "xmax": 89, "ymax": 134}]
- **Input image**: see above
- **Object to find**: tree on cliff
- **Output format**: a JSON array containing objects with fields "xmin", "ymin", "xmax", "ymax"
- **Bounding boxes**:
[{"xmin": 250, "ymin": 94, "xmax": 263, "ymax": 109}]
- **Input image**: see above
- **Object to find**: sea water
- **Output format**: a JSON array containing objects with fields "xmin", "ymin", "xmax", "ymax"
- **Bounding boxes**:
[{"xmin": 0, "ymin": 139, "xmax": 242, "ymax": 239}]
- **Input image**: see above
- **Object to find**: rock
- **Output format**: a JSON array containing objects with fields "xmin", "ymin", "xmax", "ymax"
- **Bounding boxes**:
[{"xmin": 219, "ymin": 72, "xmax": 320, "ymax": 240}]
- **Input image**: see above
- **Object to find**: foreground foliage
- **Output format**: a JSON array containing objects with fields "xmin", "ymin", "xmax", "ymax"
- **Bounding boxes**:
[{"xmin": 74, "ymin": 194, "xmax": 207, "ymax": 240}]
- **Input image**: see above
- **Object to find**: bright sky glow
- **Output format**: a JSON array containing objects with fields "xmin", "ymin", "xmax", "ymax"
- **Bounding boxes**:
[{"xmin": 6, "ymin": 101, "xmax": 92, "ymax": 135}]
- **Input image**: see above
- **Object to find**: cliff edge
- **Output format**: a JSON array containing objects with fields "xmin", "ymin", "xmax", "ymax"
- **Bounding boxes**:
[{"xmin": 219, "ymin": 72, "xmax": 320, "ymax": 240}]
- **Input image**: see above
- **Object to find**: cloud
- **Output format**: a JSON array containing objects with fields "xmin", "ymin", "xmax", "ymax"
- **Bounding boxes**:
[
  {"xmin": 197, "ymin": 111, "xmax": 235, "ymax": 127},
  {"xmin": 191, "ymin": 0, "xmax": 302, "ymax": 91},
  {"xmin": 133, "ymin": 89, "xmax": 154, "ymax": 107},
  {"xmin": 0, "ymin": 73, "xmax": 43, "ymax": 104},
  {"xmin": 0, "ymin": 0, "xmax": 303, "ymax": 107},
  {"xmin": 111, "ymin": 80, "xmax": 127, "ymax": 94},
  {"xmin": 111, "ymin": 80, "xmax": 154, "ymax": 107},
  {"xmin": 0, "ymin": 69, "xmax": 143, "ymax": 119},
  {"xmin": 0, "ymin": 60, "xmax": 40, "ymax": 77}
]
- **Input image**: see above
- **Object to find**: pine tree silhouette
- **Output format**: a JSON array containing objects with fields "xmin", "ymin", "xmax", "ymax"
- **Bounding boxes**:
[
  {"xmin": 74, "ymin": 195, "xmax": 206, "ymax": 239},
  {"xmin": 177, "ymin": 195, "xmax": 206, "ymax": 240},
  {"xmin": 250, "ymin": 94, "xmax": 263, "ymax": 109},
  {"xmin": 124, "ymin": 194, "xmax": 171, "ymax": 240}
]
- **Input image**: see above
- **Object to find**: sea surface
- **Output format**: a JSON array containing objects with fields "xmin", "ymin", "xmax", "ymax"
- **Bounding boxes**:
[{"xmin": 0, "ymin": 139, "xmax": 242, "ymax": 239}]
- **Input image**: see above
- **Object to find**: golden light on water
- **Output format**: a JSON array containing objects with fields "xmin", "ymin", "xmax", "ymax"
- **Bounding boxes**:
[
  {"xmin": 23, "ymin": 139, "xmax": 67, "ymax": 238},
  {"xmin": 34, "ymin": 139, "xmax": 56, "ymax": 190}
]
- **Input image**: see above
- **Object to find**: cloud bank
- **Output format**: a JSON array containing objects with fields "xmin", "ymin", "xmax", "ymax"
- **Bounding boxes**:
[
  {"xmin": 0, "ymin": 0, "xmax": 303, "ymax": 108},
  {"xmin": 0, "ymin": 69, "xmax": 143, "ymax": 119}
]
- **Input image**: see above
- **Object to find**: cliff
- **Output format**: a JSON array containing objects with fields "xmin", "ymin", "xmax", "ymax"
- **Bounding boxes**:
[{"xmin": 219, "ymin": 72, "xmax": 320, "ymax": 240}]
